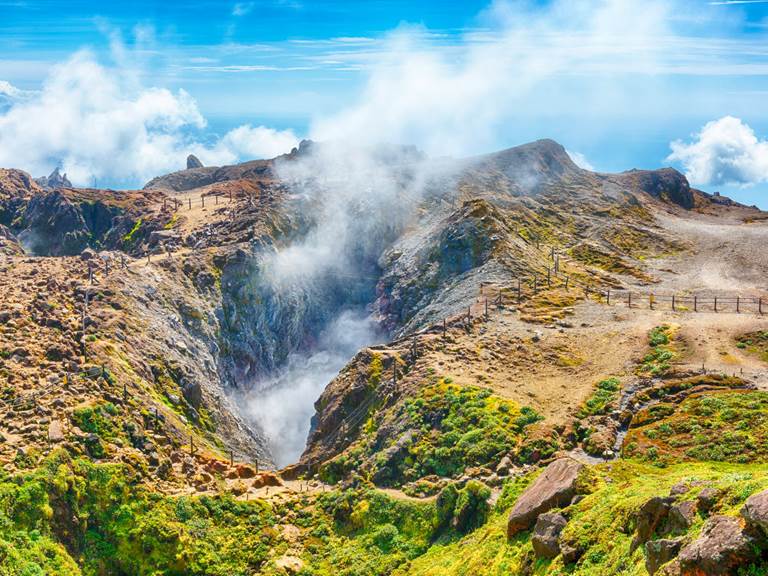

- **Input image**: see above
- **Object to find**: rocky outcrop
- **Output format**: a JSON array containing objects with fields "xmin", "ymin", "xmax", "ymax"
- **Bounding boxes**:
[
  {"xmin": 616, "ymin": 168, "xmax": 694, "ymax": 210},
  {"xmin": 531, "ymin": 512, "xmax": 567, "ymax": 559},
  {"xmin": 677, "ymin": 515, "xmax": 757, "ymax": 575},
  {"xmin": 0, "ymin": 224, "xmax": 22, "ymax": 255},
  {"xmin": 187, "ymin": 154, "xmax": 204, "ymax": 169},
  {"xmin": 17, "ymin": 191, "xmax": 90, "ymax": 255},
  {"xmin": 507, "ymin": 458, "xmax": 583, "ymax": 537},
  {"xmin": 633, "ymin": 496, "xmax": 675, "ymax": 551},
  {"xmin": 35, "ymin": 168, "xmax": 72, "ymax": 190}
]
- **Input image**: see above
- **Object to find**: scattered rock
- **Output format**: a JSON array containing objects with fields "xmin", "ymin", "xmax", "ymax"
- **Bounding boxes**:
[
  {"xmin": 697, "ymin": 487, "xmax": 720, "ymax": 513},
  {"xmin": 740, "ymin": 489, "xmax": 768, "ymax": 536},
  {"xmin": 645, "ymin": 538, "xmax": 684, "ymax": 575},
  {"xmin": 275, "ymin": 555, "xmax": 303, "ymax": 574},
  {"xmin": 669, "ymin": 482, "xmax": 691, "ymax": 497},
  {"xmin": 507, "ymin": 458, "xmax": 583, "ymax": 538},
  {"xmin": 47, "ymin": 420, "xmax": 65, "ymax": 443},
  {"xmin": 678, "ymin": 515, "xmax": 756, "ymax": 575},
  {"xmin": 668, "ymin": 500, "xmax": 697, "ymax": 533},
  {"xmin": 632, "ymin": 496, "xmax": 674, "ymax": 551},
  {"xmin": 531, "ymin": 512, "xmax": 567, "ymax": 559}
]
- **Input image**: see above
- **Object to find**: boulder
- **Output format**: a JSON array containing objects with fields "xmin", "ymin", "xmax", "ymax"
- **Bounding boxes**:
[
  {"xmin": 667, "ymin": 500, "xmax": 697, "ymax": 533},
  {"xmin": 507, "ymin": 458, "xmax": 583, "ymax": 538},
  {"xmin": 696, "ymin": 487, "xmax": 720, "ymax": 514},
  {"xmin": 669, "ymin": 482, "xmax": 691, "ymax": 497},
  {"xmin": 741, "ymin": 489, "xmax": 768, "ymax": 536},
  {"xmin": 632, "ymin": 496, "xmax": 674, "ymax": 551},
  {"xmin": 47, "ymin": 420, "xmax": 65, "ymax": 443},
  {"xmin": 531, "ymin": 512, "xmax": 567, "ymax": 559},
  {"xmin": 678, "ymin": 515, "xmax": 756, "ymax": 575},
  {"xmin": 645, "ymin": 538, "xmax": 683, "ymax": 575}
]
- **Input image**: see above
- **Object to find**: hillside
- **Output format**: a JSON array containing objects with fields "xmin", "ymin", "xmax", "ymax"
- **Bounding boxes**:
[{"xmin": 1, "ymin": 139, "xmax": 768, "ymax": 575}]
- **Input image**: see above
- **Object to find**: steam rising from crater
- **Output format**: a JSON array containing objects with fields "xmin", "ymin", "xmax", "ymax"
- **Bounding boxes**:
[{"xmin": 236, "ymin": 0, "xmax": 675, "ymax": 466}]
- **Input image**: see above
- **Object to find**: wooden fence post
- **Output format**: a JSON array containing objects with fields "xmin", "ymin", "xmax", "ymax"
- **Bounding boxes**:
[
  {"xmin": 760, "ymin": 297, "xmax": 763, "ymax": 315},
  {"xmin": 714, "ymin": 296, "xmax": 718, "ymax": 313},
  {"xmin": 672, "ymin": 295, "xmax": 676, "ymax": 311},
  {"xmin": 737, "ymin": 296, "xmax": 740, "ymax": 313},
  {"xmin": 606, "ymin": 289, "xmax": 610, "ymax": 305},
  {"xmin": 650, "ymin": 294, "xmax": 654, "ymax": 309},
  {"xmin": 188, "ymin": 198, "xmax": 192, "ymax": 210},
  {"xmin": 627, "ymin": 292, "xmax": 631, "ymax": 308},
  {"xmin": 694, "ymin": 295, "xmax": 697, "ymax": 312},
  {"xmin": 443, "ymin": 318, "xmax": 447, "ymax": 340}
]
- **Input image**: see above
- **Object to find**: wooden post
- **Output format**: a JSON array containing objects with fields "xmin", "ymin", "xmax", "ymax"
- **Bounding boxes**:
[
  {"xmin": 694, "ymin": 295, "xmax": 697, "ymax": 312},
  {"xmin": 230, "ymin": 449, "xmax": 233, "ymax": 467},
  {"xmin": 443, "ymin": 318, "xmax": 447, "ymax": 340},
  {"xmin": 714, "ymin": 296, "xmax": 718, "ymax": 312},
  {"xmin": 737, "ymin": 296, "xmax": 740, "ymax": 313},
  {"xmin": 606, "ymin": 289, "xmax": 610, "ymax": 305},
  {"xmin": 627, "ymin": 292, "xmax": 631, "ymax": 308},
  {"xmin": 550, "ymin": 246, "xmax": 555, "ymax": 260},
  {"xmin": 564, "ymin": 276, "xmax": 569, "ymax": 290},
  {"xmin": 122, "ymin": 382, "xmax": 127, "ymax": 403},
  {"xmin": 485, "ymin": 298, "xmax": 489, "ymax": 319},
  {"xmin": 229, "ymin": 190, "xmax": 233, "ymax": 202},
  {"xmin": 215, "ymin": 195, "xmax": 218, "ymax": 205},
  {"xmin": 154, "ymin": 407, "xmax": 159, "ymax": 428},
  {"xmin": 533, "ymin": 276, "xmax": 538, "ymax": 292},
  {"xmin": 201, "ymin": 195, "xmax": 205, "ymax": 208},
  {"xmin": 672, "ymin": 295, "xmax": 676, "ymax": 311},
  {"xmin": 760, "ymin": 297, "xmax": 763, "ymax": 315},
  {"xmin": 393, "ymin": 361, "xmax": 397, "ymax": 386},
  {"xmin": 650, "ymin": 293, "xmax": 654, "ymax": 310},
  {"xmin": 188, "ymin": 198, "xmax": 192, "ymax": 210}
]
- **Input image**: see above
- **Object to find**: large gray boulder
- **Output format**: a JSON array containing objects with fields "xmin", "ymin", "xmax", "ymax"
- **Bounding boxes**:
[
  {"xmin": 507, "ymin": 458, "xmax": 583, "ymax": 538},
  {"xmin": 741, "ymin": 489, "xmax": 768, "ymax": 536},
  {"xmin": 678, "ymin": 515, "xmax": 756, "ymax": 575},
  {"xmin": 531, "ymin": 512, "xmax": 567, "ymax": 559}
]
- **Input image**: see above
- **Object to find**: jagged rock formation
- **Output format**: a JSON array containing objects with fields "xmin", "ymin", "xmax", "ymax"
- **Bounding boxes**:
[
  {"xmin": 187, "ymin": 154, "xmax": 204, "ymax": 169},
  {"xmin": 35, "ymin": 167, "xmax": 73, "ymax": 190}
]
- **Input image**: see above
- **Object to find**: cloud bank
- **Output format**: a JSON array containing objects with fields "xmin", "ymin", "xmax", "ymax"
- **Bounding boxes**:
[
  {"xmin": 0, "ymin": 52, "xmax": 299, "ymax": 187},
  {"xmin": 668, "ymin": 116, "xmax": 768, "ymax": 187}
]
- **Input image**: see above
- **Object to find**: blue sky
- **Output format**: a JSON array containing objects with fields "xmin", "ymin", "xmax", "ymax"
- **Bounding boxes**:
[{"xmin": 2, "ymin": 0, "xmax": 768, "ymax": 206}]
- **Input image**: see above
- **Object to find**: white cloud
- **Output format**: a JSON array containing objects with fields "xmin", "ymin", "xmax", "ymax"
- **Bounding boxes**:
[
  {"xmin": 667, "ymin": 116, "xmax": 768, "ymax": 187},
  {"xmin": 0, "ymin": 51, "xmax": 299, "ymax": 186},
  {"xmin": 309, "ymin": 0, "xmax": 674, "ymax": 156},
  {"xmin": 232, "ymin": 2, "xmax": 254, "ymax": 16}
]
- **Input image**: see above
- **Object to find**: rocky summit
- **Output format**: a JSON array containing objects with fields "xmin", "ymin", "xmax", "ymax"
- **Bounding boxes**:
[{"xmin": 2, "ymin": 139, "xmax": 768, "ymax": 576}]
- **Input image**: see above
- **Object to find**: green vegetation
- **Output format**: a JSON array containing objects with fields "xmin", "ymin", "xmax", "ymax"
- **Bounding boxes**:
[
  {"xmin": 576, "ymin": 377, "xmax": 621, "ymax": 418},
  {"xmin": 321, "ymin": 380, "xmax": 545, "ymax": 487},
  {"xmin": 398, "ymin": 461, "xmax": 768, "ymax": 576},
  {"xmin": 122, "ymin": 218, "xmax": 143, "ymax": 244},
  {"xmin": 736, "ymin": 331, "xmax": 768, "ymax": 363},
  {"xmin": 640, "ymin": 325, "xmax": 676, "ymax": 375},
  {"xmin": 624, "ymin": 391, "xmax": 768, "ymax": 465}
]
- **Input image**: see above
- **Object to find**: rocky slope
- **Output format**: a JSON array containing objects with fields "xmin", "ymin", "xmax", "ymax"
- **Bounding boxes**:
[{"xmin": 2, "ymin": 139, "xmax": 768, "ymax": 575}]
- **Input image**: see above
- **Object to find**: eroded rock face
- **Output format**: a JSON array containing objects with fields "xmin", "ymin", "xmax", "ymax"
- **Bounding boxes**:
[
  {"xmin": 632, "ymin": 496, "xmax": 674, "ymax": 551},
  {"xmin": 741, "ymin": 489, "xmax": 768, "ymax": 536},
  {"xmin": 17, "ymin": 191, "xmax": 90, "ymax": 255},
  {"xmin": 678, "ymin": 515, "xmax": 756, "ymax": 575},
  {"xmin": 531, "ymin": 512, "xmax": 567, "ymax": 559},
  {"xmin": 507, "ymin": 458, "xmax": 583, "ymax": 538}
]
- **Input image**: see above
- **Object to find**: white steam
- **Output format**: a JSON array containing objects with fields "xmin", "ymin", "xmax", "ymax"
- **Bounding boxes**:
[{"xmin": 242, "ymin": 311, "xmax": 383, "ymax": 466}]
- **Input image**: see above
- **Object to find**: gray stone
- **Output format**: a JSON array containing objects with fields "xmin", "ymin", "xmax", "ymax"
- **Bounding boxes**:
[
  {"xmin": 678, "ymin": 515, "xmax": 756, "ymax": 575},
  {"xmin": 645, "ymin": 538, "xmax": 683, "ymax": 575},
  {"xmin": 531, "ymin": 512, "xmax": 567, "ymax": 559}
]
